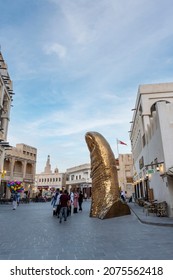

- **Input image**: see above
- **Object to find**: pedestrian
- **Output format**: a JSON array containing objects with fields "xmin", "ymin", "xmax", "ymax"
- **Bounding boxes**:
[
  {"xmin": 73, "ymin": 189, "xmax": 79, "ymax": 213},
  {"xmin": 51, "ymin": 189, "xmax": 59, "ymax": 216},
  {"xmin": 120, "ymin": 190, "xmax": 126, "ymax": 202},
  {"xmin": 59, "ymin": 190, "xmax": 69, "ymax": 223},
  {"xmin": 70, "ymin": 190, "xmax": 74, "ymax": 214},
  {"xmin": 70, "ymin": 190, "xmax": 74, "ymax": 203},
  {"xmin": 17, "ymin": 193, "xmax": 20, "ymax": 206},
  {"xmin": 12, "ymin": 192, "xmax": 17, "ymax": 210},
  {"xmin": 78, "ymin": 191, "xmax": 83, "ymax": 211},
  {"xmin": 55, "ymin": 190, "xmax": 62, "ymax": 218},
  {"xmin": 84, "ymin": 192, "xmax": 87, "ymax": 201},
  {"xmin": 26, "ymin": 191, "xmax": 30, "ymax": 203},
  {"xmin": 67, "ymin": 192, "xmax": 71, "ymax": 216}
]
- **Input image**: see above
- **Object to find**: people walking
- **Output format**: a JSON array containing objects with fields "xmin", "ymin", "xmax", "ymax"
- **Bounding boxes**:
[
  {"xmin": 12, "ymin": 192, "xmax": 17, "ymax": 210},
  {"xmin": 120, "ymin": 190, "xmax": 126, "ymax": 202},
  {"xmin": 84, "ymin": 192, "xmax": 87, "ymax": 201},
  {"xmin": 78, "ymin": 191, "xmax": 83, "ymax": 211},
  {"xmin": 55, "ymin": 190, "xmax": 62, "ymax": 218},
  {"xmin": 67, "ymin": 192, "xmax": 71, "ymax": 216},
  {"xmin": 51, "ymin": 189, "xmax": 59, "ymax": 216},
  {"xmin": 17, "ymin": 193, "xmax": 20, "ymax": 206},
  {"xmin": 59, "ymin": 190, "xmax": 69, "ymax": 223},
  {"xmin": 70, "ymin": 190, "xmax": 74, "ymax": 214},
  {"xmin": 73, "ymin": 189, "xmax": 79, "ymax": 213}
]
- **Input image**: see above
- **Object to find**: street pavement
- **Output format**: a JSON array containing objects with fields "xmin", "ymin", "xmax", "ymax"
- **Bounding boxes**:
[
  {"xmin": 129, "ymin": 202, "xmax": 173, "ymax": 227},
  {"xmin": 0, "ymin": 200, "xmax": 173, "ymax": 260}
]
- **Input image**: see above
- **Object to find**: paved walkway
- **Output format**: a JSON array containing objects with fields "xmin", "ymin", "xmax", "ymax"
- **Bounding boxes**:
[
  {"xmin": 128, "ymin": 202, "xmax": 173, "ymax": 227},
  {"xmin": 0, "ymin": 200, "xmax": 173, "ymax": 260}
]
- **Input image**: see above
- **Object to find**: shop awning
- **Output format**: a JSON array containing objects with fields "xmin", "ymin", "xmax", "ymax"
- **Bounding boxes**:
[{"xmin": 37, "ymin": 186, "xmax": 49, "ymax": 190}]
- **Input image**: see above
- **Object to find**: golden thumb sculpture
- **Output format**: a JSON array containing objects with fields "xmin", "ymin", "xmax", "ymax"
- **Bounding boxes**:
[{"xmin": 85, "ymin": 131, "xmax": 131, "ymax": 219}]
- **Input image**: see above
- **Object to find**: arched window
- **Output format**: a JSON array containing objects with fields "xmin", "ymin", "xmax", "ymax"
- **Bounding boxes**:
[
  {"xmin": 150, "ymin": 100, "xmax": 170, "ymax": 115},
  {"xmin": 26, "ymin": 163, "xmax": 32, "ymax": 174}
]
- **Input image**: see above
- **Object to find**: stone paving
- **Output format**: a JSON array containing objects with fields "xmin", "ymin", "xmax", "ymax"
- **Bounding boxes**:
[
  {"xmin": 0, "ymin": 200, "xmax": 173, "ymax": 260},
  {"xmin": 129, "ymin": 202, "xmax": 173, "ymax": 227}
]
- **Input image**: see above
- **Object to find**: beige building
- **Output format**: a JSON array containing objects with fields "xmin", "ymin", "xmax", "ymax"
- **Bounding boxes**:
[
  {"xmin": 35, "ymin": 155, "xmax": 66, "ymax": 196},
  {"xmin": 66, "ymin": 163, "xmax": 92, "ymax": 197},
  {"xmin": 117, "ymin": 154, "xmax": 134, "ymax": 198},
  {"xmin": 0, "ymin": 51, "xmax": 14, "ymax": 196},
  {"xmin": 2, "ymin": 143, "xmax": 37, "ymax": 198},
  {"xmin": 65, "ymin": 159, "xmax": 133, "ymax": 199},
  {"xmin": 130, "ymin": 82, "xmax": 173, "ymax": 217}
]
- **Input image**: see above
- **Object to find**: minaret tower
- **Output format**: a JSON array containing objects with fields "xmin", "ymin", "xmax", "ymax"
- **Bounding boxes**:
[{"xmin": 44, "ymin": 155, "xmax": 52, "ymax": 174}]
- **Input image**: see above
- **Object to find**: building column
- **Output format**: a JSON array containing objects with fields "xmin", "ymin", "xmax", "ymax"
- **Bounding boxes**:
[
  {"xmin": 9, "ymin": 157, "xmax": 15, "ymax": 180},
  {"xmin": 22, "ymin": 160, "xmax": 27, "ymax": 178}
]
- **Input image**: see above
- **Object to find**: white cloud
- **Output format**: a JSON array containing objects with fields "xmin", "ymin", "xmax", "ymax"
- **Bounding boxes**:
[
  {"xmin": 43, "ymin": 42, "xmax": 67, "ymax": 59},
  {"xmin": 2, "ymin": 0, "xmax": 173, "ymax": 172}
]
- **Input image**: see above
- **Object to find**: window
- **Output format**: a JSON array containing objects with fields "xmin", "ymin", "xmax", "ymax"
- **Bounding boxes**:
[
  {"xmin": 139, "ymin": 156, "xmax": 144, "ymax": 169},
  {"xmin": 142, "ymin": 134, "xmax": 146, "ymax": 147}
]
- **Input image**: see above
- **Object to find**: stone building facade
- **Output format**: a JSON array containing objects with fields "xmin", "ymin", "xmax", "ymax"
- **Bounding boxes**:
[
  {"xmin": 66, "ymin": 163, "xmax": 92, "ymax": 197},
  {"xmin": 2, "ymin": 143, "xmax": 37, "ymax": 198},
  {"xmin": 35, "ymin": 155, "xmax": 66, "ymax": 196},
  {"xmin": 117, "ymin": 154, "xmax": 134, "ymax": 198},
  {"xmin": 0, "ymin": 51, "xmax": 14, "ymax": 196},
  {"xmin": 130, "ymin": 82, "xmax": 173, "ymax": 217}
]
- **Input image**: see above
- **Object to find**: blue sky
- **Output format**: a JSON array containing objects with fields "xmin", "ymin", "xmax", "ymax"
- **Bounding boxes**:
[{"xmin": 1, "ymin": 0, "xmax": 173, "ymax": 173}]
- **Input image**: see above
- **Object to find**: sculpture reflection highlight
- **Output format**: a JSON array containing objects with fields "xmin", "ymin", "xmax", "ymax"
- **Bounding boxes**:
[{"xmin": 85, "ymin": 131, "xmax": 130, "ymax": 219}]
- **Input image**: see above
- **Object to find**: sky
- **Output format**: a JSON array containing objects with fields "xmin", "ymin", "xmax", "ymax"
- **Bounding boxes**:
[{"xmin": 1, "ymin": 0, "xmax": 173, "ymax": 173}]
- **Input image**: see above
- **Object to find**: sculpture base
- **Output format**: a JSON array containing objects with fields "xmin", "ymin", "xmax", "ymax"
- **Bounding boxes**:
[{"xmin": 98, "ymin": 199, "xmax": 131, "ymax": 219}]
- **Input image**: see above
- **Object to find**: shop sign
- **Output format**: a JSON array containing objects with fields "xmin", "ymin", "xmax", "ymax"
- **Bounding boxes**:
[{"xmin": 147, "ymin": 169, "xmax": 154, "ymax": 174}]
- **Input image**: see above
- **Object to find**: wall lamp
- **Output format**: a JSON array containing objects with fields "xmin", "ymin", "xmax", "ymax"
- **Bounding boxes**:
[{"xmin": 156, "ymin": 165, "xmax": 160, "ymax": 172}]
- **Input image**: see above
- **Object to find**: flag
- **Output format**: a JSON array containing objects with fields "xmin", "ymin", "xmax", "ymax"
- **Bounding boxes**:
[{"xmin": 117, "ymin": 139, "xmax": 127, "ymax": 145}]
